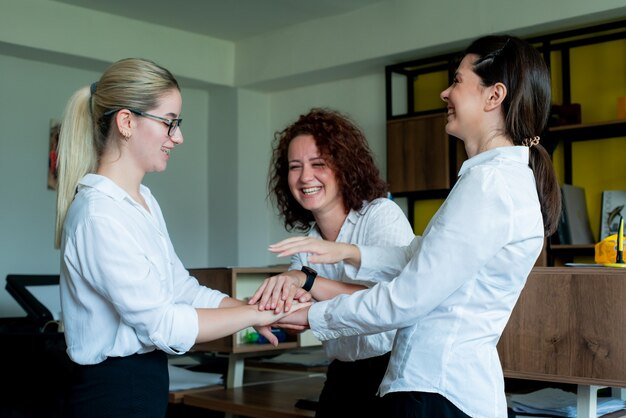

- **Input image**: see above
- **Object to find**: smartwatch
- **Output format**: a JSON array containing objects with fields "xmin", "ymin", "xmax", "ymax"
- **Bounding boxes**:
[{"xmin": 301, "ymin": 266, "xmax": 318, "ymax": 291}]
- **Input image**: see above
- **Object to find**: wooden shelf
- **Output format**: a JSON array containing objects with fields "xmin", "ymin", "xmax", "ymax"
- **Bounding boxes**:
[
  {"xmin": 546, "ymin": 119, "xmax": 626, "ymax": 184},
  {"xmin": 188, "ymin": 266, "xmax": 299, "ymax": 354},
  {"xmin": 550, "ymin": 243, "xmax": 595, "ymax": 252},
  {"xmin": 547, "ymin": 119, "xmax": 626, "ymax": 142},
  {"xmin": 548, "ymin": 244, "xmax": 595, "ymax": 265}
]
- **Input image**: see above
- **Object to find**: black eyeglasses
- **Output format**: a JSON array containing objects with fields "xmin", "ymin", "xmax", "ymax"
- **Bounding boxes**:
[{"xmin": 103, "ymin": 108, "xmax": 182, "ymax": 137}]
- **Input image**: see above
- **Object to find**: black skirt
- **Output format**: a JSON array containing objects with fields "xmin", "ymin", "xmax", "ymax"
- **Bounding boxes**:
[
  {"xmin": 65, "ymin": 350, "xmax": 169, "ymax": 418},
  {"xmin": 315, "ymin": 352, "xmax": 391, "ymax": 418}
]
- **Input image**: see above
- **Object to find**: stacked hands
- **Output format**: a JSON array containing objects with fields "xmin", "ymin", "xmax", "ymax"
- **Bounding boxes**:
[{"xmin": 247, "ymin": 236, "xmax": 358, "ymax": 344}]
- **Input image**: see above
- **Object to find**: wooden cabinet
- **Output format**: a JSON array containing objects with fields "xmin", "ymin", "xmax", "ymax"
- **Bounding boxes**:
[
  {"xmin": 497, "ymin": 267, "xmax": 626, "ymax": 417},
  {"xmin": 386, "ymin": 113, "xmax": 467, "ymax": 199},
  {"xmin": 188, "ymin": 266, "xmax": 300, "ymax": 354},
  {"xmin": 498, "ymin": 267, "xmax": 626, "ymax": 386},
  {"xmin": 387, "ymin": 113, "xmax": 451, "ymax": 194},
  {"xmin": 385, "ymin": 51, "xmax": 467, "ymax": 199}
]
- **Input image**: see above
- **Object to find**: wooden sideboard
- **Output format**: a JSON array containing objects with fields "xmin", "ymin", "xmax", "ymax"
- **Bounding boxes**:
[{"xmin": 498, "ymin": 266, "xmax": 626, "ymax": 417}]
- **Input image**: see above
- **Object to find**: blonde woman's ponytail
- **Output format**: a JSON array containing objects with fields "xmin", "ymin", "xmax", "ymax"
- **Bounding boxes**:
[{"xmin": 54, "ymin": 87, "xmax": 97, "ymax": 248}]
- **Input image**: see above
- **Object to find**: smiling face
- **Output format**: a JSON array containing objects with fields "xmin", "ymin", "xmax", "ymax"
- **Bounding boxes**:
[
  {"xmin": 440, "ymin": 54, "xmax": 489, "ymax": 143},
  {"xmin": 287, "ymin": 134, "xmax": 345, "ymax": 220},
  {"xmin": 128, "ymin": 88, "xmax": 183, "ymax": 174}
]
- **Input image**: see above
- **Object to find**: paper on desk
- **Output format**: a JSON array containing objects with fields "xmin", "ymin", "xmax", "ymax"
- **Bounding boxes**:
[
  {"xmin": 564, "ymin": 263, "xmax": 605, "ymax": 268},
  {"xmin": 168, "ymin": 365, "xmax": 223, "ymax": 391},
  {"xmin": 509, "ymin": 388, "xmax": 626, "ymax": 417}
]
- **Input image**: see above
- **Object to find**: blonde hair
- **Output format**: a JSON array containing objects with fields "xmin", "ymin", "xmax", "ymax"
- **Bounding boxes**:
[{"xmin": 54, "ymin": 58, "xmax": 179, "ymax": 248}]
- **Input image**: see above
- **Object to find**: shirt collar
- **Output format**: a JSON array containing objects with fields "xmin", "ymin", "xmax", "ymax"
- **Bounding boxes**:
[
  {"xmin": 78, "ymin": 173, "xmax": 150, "ymax": 202},
  {"xmin": 458, "ymin": 146, "xmax": 529, "ymax": 177},
  {"xmin": 312, "ymin": 203, "xmax": 362, "ymax": 238},
  {"xmin": 345, "ymin": 206, "xmax": 360, "ymax": 225}
]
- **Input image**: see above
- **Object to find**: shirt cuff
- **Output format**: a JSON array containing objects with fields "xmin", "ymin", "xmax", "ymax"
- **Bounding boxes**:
[
  {"xmin": 151, "ymin": 304, "xmax": 198, "ymax": 355},
  {"xmin": 309, "ymin": 300, "xmax": 349, "ymax": 341}
]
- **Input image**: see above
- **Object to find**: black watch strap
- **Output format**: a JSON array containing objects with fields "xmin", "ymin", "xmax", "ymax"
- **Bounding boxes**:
[{"xmin": 301, "ymin": 266, "xmax": 317, "ymax": 291}]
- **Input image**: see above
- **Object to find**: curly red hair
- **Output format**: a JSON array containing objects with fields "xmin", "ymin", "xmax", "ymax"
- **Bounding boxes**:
[{"xmin": 269, "ymin": 108, "xmax": 388, "ymax": 232}]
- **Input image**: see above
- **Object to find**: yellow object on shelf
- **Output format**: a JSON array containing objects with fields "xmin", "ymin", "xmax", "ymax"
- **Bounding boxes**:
[
  {"xmin": 595, "ymin": 234, "xmax": 619, "ymax": 263},
  {"xmin": 597, "ymin": 217, "xmax": 625, "ymax": 267}
]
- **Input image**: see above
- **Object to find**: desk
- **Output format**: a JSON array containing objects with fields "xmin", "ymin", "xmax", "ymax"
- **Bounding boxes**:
[
  {"xmin": 183, "ymin": 370, "xmax": 324, "ymax": 418},
  {"xmin": 498, "ymin": 267, "xmax": 626, "ymax": 417},
  {"xmin": 169, "ymin": 385, "xmax": 222, "ymax": 404}
]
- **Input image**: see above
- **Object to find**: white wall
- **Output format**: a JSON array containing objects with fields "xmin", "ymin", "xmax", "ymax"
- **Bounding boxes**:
[
  {"xmin": 236, "ymin": 0, "xmax": 626, "ymax": 90},
  {"xmin": 236, "ymin": 89, "xmax": 274, "ymax": 267},
  {"xmin": 0, "ymin": 53, "xmax": 211, "ymax": 316},
  {"xmin": 206, "ymin": 86, "xmax": 239, "ymax": 268},
  {"xmin": 144, "ymin": 88, "xmax": 211, "ymax": 268},
  {"xmin": 1, "ymin": 0, "xmax": 235, "ymax": 86}
]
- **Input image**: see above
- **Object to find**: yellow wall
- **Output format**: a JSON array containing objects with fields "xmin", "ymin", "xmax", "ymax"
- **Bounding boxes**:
[
  {"xmin": 412, "ymin": 38, "xmax": 626, "ymax": 241},
  {"xmin": 413, "ymin": 70, "xmax": 449, "ymax": 112},
  {"xmin": 553, "ymin": 39, "xmax": 626, "ymax": 241},
  {"xmin": 413, "ymin": 199, "xmax": 445, "ymax": 235}
]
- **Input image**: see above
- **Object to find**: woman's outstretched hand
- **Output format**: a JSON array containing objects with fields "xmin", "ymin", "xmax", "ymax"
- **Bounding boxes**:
[
  {"xmin": 248, "ymin": 270, "xmax": 313, "ymax": 313},
  {"xmin": 252, "ymin": 301, "xmax": 312, "ymax": 346},
  {"xmin": 269, "ymin": 236, "xmax": 361, "ymax": 266},
  {"xmin": 273, "ymin": 304, "xmax": 311, "ymax": 330}
]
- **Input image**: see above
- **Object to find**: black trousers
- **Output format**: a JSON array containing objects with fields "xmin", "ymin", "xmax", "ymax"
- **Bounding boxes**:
[
  {"xmin": 315, "ymin": 352, "xmax": 390, "ymax": 418},
  {"xmin": 65, "ymin": 350, "xmax": 169, "ymax": 418},
  {"xmin": 383, "ymin": 391, "xmax": 471, "ymax": 418}
]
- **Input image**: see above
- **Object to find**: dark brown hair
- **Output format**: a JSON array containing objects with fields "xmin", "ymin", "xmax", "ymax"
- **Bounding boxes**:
[
  {"xmin": 465, "ymin": 35, "xmax": 561, "ymax": 236},
  {"xmin": 269, "ymin": 108, "xmax": 388, "ymax": 232}
]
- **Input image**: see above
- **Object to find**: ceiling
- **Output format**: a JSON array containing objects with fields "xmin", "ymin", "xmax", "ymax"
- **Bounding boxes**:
[{"xmin": 52, "ymin": 0, "xmax": 389, "ymax": 41}]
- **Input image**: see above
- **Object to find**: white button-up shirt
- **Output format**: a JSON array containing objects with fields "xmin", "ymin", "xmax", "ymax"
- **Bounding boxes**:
[
  {"xmin": 60, "ymin": 174, "xmax": 228, "ymax": 365},
  {"xmin": 291, "ymin": 197, "xmax": 414, "ymax": 361},
  {"xmin": 309, "ymin": 147, "xmax": 544, "ymax": 418}
]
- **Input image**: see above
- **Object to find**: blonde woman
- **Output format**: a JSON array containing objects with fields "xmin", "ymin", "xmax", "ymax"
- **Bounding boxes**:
[{"xmin": 55, "ymin": 58, "xmax": 303, "ymax": 418}]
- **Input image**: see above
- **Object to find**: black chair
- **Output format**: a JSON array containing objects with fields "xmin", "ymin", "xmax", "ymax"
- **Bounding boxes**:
[
  {"xmin": 5, "ymin": 274, "xmax": 60, "ymax": 331},
  {"xmin": 2, "ymin": 274, "xmax": 69, "ymax": 418}
]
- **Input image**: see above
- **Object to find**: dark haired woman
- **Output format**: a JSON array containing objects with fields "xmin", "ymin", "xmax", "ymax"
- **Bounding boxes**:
[{"xmin": 272, "ymin": 35, "xmax": 561, "ymax": 418}]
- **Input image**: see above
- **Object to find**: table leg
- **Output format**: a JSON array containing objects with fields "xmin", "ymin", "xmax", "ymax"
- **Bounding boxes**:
[
  {"xmin": 226, "ymin": 354, "xmax": 244, "ymax": 388},
  {"xmin": 577, "ymin": 384, "xmax": 604, "ymax": 418}
]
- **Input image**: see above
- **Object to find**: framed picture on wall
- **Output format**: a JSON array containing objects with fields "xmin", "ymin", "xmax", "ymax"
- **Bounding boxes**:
[
  {"xmin": 48, "ymin": 119, "xmax": 60, "ymax": 190},
  {"xmin": 600, "ymin": 190, "xmax": 626, "ymax": 240}
]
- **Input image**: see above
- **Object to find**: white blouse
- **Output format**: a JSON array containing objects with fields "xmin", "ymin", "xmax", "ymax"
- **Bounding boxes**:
[
  {"xmin": 60, "ymin": 174, "xmax": 227, "ymax": 365},
  {"xmin": 290, "ymin": 197, "xmax": 414, "ymax": 361},
  {"xmin": 309, "ymin": 146, "xmax": 544, "ymax": 418}
]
